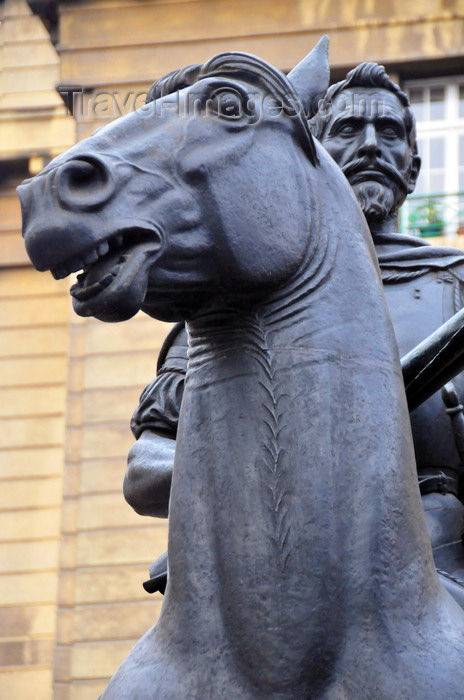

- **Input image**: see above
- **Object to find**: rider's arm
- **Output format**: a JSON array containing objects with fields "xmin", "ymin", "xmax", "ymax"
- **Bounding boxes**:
[
  {"xmin": 124, "ymin": 325, "xmax": 187, "ymax": 518},
  {"xmin": 124, "ymin": 429, "xmax": 176, "ymax": 518}
]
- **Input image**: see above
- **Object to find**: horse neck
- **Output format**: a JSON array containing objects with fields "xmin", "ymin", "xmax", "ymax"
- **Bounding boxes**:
[
  {"xmin": 186, "ymin": 199, "xmax": 395, "ymax": 431},
  {"xmin": 167, "ymin": 160, "xmax": 437, "ymax": 638},
  {"xmin": 184, "ymin": 155, "xmax": 420, "ymax": 516}
]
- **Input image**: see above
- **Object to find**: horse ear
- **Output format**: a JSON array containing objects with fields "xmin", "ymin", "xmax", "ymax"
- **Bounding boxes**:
[{"xmin": 287, "ymin": 35, "xmax": 330, "ymax": 118}]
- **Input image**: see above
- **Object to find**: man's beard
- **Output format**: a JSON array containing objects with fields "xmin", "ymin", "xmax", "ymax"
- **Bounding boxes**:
[
  {"xmin": 351, "ymin": 181, "xmax": 397, "ymax": 222},
  {"xmin": 342, "ymin": 156, "xmax": 409, "ymax": 224}
]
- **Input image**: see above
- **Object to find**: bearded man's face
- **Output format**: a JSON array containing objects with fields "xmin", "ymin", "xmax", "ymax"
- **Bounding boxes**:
[{"xmin": 319, "ymin": 87, "xmax": 419, "ymax": 224}]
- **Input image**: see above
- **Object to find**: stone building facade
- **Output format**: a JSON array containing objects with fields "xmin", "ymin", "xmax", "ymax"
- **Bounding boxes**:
[{"xmin": 0, "ymin": 1, "xmax": 463, "ymax": 697}]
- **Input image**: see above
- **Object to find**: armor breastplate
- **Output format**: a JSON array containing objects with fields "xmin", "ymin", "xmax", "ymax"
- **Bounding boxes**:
[{"xmin": 384, "ymin": 270, "xmax": 464, "ymax": 473}]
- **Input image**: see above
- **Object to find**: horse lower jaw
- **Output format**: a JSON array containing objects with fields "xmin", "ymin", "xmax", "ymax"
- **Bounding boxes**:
[{"xmin": 71, "ymin": 239, "xmax": 162, "ymax": 322}]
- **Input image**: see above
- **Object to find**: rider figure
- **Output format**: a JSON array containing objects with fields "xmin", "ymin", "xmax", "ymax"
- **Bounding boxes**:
[{"xmin": 125, "ymin": 62, "xmax": 464, "ymax": 595}]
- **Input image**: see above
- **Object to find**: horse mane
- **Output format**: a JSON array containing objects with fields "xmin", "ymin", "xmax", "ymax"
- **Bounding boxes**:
[{"xmin": 146, "ymin": 52, "xmax": 318, "ymax": 166}]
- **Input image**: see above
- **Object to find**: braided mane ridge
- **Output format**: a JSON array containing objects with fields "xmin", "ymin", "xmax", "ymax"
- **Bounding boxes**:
[
  {"xmin": 245, "ymin": 314, "xmax": 291, "ymax": 572},
  {"xmin": 146, "ymin": 64, "xmax": 202, "ymax": 102}
]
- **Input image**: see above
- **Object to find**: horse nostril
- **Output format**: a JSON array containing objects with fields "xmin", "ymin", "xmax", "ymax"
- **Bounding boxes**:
[{"xmin": 57, "ymin": 156, "xmax": 115, "ymax": 211}]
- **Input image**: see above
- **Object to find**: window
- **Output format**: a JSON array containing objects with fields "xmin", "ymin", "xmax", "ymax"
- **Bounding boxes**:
[
  {"xmin": 0, "ymin": 158, "xmax": 30, "ymax": 188},
  {"xmin": 403, "ymin": 78, "xmax": 464, "ymax": 237}
]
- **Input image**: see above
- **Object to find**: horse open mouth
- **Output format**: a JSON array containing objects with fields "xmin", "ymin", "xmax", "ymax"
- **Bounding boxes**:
[{"xmin": 65, "ymin": 227, "xmax": 163, "ymax": 321}]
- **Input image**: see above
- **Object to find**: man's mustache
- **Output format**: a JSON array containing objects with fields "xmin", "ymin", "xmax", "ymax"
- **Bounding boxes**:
[{"xmin": 341, "ymin": 157, "xmax": 408, "ymax": 193}]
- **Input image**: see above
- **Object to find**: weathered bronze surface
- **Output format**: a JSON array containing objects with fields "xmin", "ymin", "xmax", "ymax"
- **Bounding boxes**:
[
  {"xmin": 19, "ymin": 39, "xmax": 464, "ymax": 698},
  {"xmin": 131, "ymin": 61, "xmax": 464, "ymax": 607}
]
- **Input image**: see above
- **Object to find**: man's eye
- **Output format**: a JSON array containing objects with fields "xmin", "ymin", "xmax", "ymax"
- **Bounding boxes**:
[
  {"xmin": 380, "ymin": 126, "xmax": 399, "ymax": 138},
  {"xmin": 338, "ymin": 124, "xmax": 357, "ymax": 136},
  {"xmin": 208, "ymin": 90, "xmax": 244, "ymax": 119}
]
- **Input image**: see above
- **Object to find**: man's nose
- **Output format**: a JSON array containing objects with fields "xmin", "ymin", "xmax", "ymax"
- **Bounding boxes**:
[{"xmin": 357, "ymin": 124, "xmax": 381, "ymax": 160}]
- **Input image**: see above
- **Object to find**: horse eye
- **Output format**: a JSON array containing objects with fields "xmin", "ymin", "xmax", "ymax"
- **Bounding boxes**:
[{"xmin": 208, "ymin": 90, "xmax": 244, "ymax": 119}]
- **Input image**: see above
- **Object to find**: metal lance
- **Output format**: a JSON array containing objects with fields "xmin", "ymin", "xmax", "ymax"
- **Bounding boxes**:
[{"xmin": 402, "ymin": 306, "xmax": 464, "ymax": 411}]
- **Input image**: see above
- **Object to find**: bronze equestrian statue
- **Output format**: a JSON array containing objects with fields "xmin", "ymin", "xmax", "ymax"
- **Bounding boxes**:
[
  {"xmin": 129, "ymin": 61, "xmax": 464, "ymax": 606},
  {"xmin": 19, "ymin": 40, "xmax": 464, "ymax": 698}
]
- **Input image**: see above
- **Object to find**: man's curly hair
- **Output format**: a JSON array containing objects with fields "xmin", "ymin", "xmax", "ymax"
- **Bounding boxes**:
[{"xmin": 310, "ymin": 62, "xmax": 417, "ymax": 154}]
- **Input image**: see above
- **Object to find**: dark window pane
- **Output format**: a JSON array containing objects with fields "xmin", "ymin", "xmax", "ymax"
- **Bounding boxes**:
[
  {"xmin": 409, "ymin": 87, "xmax": 425, "ymax": 121},
  {"xmin": 430, "ymin": 87, "xmax": 445, "ymax": 120},
  {"xmin": 0, "ymin": 158, "xmax": 30, "ymax": 188}
]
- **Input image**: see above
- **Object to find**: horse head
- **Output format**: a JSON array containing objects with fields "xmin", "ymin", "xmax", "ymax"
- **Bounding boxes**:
[{"xmin": 19, "ymin": 39, "xmax": 330, "ymax": 323}]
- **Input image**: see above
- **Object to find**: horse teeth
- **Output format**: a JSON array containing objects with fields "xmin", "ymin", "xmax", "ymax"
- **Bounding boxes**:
[
  {"xmin": 100, "ymin": 273, "xmax": 114, "ymax": 288},
  {"xmin": 71, "ymin": 286, "xmax": 88, "ymax": 300},
  {"xmin": 83, "ymin": 249, "xmax": 99, "ymax": 266},
  {"xmin": 71, "ymin": 279, "xmax": 103, "ymax": 301},
  {"xmin": 97, "ymin": 242, "xmax": 109, "ymax": 257}
]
